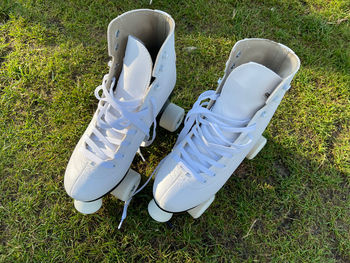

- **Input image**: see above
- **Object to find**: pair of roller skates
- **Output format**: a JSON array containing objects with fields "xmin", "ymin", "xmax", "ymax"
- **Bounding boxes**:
[{"xmin": 64, "ymin": 9, "xmax": 300, "ymax": 227}]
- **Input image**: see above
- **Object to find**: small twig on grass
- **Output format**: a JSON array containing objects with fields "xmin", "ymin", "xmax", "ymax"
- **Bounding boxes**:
[
  {"xmin": 243, "ymin": 219, "xmax": 258, "ymax": 239},
  {"xmin": 232, "ymin": 9, "xmax": 237, "ymax": 19},
  {"xmin": 327, "ymin": 17, "xmax": 349, "ymax": 25}
]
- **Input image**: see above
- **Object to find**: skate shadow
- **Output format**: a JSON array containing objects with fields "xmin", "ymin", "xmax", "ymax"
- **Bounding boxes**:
[{"xmin": 105, "ymin": 132, "xmax": 348, "ymax": 260}]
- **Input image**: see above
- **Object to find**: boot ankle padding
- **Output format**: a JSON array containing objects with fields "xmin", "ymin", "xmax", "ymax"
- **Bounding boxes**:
[
  {"xmin": 107, "ymin": 9, "xmax": 175, "ymax": 82},
  {"xmin": 218, "ymin": 39, "xmax": 300, "ymax": 96}
]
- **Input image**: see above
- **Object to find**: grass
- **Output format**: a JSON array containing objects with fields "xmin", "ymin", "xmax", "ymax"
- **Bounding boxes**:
[{"xmin": 0, "ymin": 0, "xmax": 349, "ymax": 262}]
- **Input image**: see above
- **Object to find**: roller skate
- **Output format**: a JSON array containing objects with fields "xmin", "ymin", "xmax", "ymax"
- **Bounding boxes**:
[
  {"xmin": 148, "ymin": 38, "xmax": 300, "ymax": 222},
  {"xmin": 64, "ymin": 9, "xmax": 184, "ymax": 225}
]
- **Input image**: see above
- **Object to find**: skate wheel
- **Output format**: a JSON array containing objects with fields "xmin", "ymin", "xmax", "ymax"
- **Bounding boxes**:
[
  {"xmin": 148, "ymin": 199, "xmax": 173, "ymax": 222},
  {"xmin": 111, "ymin": 169, "xmax": 141, "ymax": 201},
  {"xmin": 74, "ymin": 198, "xmax": 102, "ymax": 214},
  {"xmin": 246, "ymin": 136, "xmax": 267, "ymax": 160},
  {"xmin": 188, "ymin": 195, "xmax": 215, "ymax": 219},
  {"xmin": 159, "ymin": 102, "xmax": 185, "ymax": 132}
]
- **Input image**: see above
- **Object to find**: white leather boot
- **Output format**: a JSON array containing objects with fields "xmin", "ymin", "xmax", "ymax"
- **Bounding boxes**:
[
  {"xmin": 64, "ymin": 9, "xmax": 184, "ymax": 216},
  {"xmin": 148, "ymin": 38, "xmax": 300, "ymax": 222}
]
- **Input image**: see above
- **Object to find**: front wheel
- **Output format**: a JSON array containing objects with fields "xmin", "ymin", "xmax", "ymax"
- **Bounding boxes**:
[
  {"xmin": 111, "ymin": 169, "xmax": 141, "ymax": 201},
  {"xmin": 148, "ymin": 199, "xmax": 173, "ymax": 222},
  {"xmin": 74, "ymin": 198, "xmax": 102, "ymax": 214}
]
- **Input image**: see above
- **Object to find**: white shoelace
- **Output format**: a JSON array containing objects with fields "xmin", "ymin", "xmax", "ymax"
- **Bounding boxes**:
[
  {"xmin": 79, "ymin": 70, "xmax": 159, "ymax": 229},
  {"xmin": 82, "ymin": 74, "xmax": 157, "ymax": 165},
  {"xmin": 118, "ymin": 158, "xmax": 165, "ymax": 229},
  {"xmin": 173, "ymin": 90, "xmax": 256, "ymax": 183}
]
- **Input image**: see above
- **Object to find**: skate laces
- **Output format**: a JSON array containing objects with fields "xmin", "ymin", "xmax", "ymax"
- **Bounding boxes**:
[
  {"xmin": 173, "ymin": 90, "xmax": 256, "ymax": 183},
  {"xmin": 118, "ymin": 158, "xmax": 165, "ymax": 229},
  {"xmin": 82, "ymin": 74, "xmax": 157, "ymax": 165}
]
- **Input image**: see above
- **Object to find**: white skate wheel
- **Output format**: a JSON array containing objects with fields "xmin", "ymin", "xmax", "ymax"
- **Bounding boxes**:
[
  {"xmin": 159, "ymin": 102, "xmax": 185, "ymax": 132},
  {"xmin": 148, "ymin": 199, "xmax": 173, "ymax": 222},
  {"xmin": 74, "ymin": 198, "xmax": 102, "ymax": 214},
  {"xmin": 188, "ymin": 195, "xmax": 215, "ymax": 219},
  {"xmin": 246, "ymin": 136, "xmax": 267, "ymax": 160},
  {"xmin": 111, "ymin": 169, "xmax": 141, "ymax": 201}
]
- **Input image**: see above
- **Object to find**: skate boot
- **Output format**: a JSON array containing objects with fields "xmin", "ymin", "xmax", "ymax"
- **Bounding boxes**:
[
  {"xmin": 148, "ymin": 38, "xmax": 300, "ymax": 222},
  {"xmin": 64, "ymin": 9, "xmax": 184, "ymax": 222}
]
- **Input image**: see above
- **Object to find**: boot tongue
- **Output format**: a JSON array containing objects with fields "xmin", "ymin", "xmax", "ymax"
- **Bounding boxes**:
[
  {"xmin": 114, "ymin": 35, "xmax": 153, "ymax": 101},
  {"xmin": 212, "ymin": 62, "xmax": 282, "ymax": 120},
  {"xmin": 105, "ymin": 35, "xmax": 152, "ymax": 142},
  {"xmin": 186, "ymin": 62, "xmax": 283, "ymax": 170},
  {"xmin": 88, "ymin": 35, "xmax": 153, "ymax": 160},
  {"xmin": 207, "ymin": 62, "xmax": 282, "ymax": 144}
]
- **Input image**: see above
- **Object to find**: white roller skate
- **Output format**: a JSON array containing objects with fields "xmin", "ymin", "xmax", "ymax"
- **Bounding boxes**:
[
  {"xmin": 148, "ymin": 38, "xmax": 300, "ymax": 222},
  {"xmin": 64, "ymin": 9, "xmax": 184, "ymax": 226}
]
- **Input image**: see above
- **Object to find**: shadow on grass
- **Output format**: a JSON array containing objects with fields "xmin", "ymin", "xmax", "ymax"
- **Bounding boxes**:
[{"xmin": 100, "ymin": 135, "xmax": 349, "ymax": 261}]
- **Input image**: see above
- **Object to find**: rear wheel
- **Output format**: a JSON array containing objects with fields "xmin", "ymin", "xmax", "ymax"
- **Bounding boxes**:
[
  {"xmin": 188, "ymin": 195, "xmax": 215, "ymax": 219},
  {"xmin": 159, "ymin": 102, "xmax": 185, "ymax": 132},
  {"xmin": 246, "ymin": 136, "xmax": 267, "ymax": 160}
]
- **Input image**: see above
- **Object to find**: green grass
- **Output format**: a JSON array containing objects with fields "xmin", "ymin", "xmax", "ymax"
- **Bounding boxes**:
[{"xmin": 1, "ymin": 0, "xmax": 349, "ymax": 262}]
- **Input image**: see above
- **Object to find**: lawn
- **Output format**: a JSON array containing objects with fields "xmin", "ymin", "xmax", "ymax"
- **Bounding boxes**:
[{"xmin": 0, "ymin": 0, "xmax": 349, "ymax": 262}]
